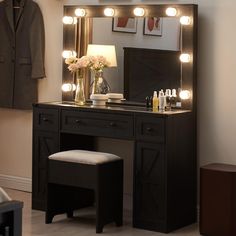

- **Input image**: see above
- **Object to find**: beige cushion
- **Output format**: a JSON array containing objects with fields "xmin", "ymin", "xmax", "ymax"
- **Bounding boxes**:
[{"xmin": 49, "ymin": 150, "xmax": 121, "ymax": 165}]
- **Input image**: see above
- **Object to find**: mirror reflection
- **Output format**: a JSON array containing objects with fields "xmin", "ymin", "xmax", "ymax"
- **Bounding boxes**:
[{"xmin": 91, "ymin": 17, "xmax": 181, "ymax": 93}]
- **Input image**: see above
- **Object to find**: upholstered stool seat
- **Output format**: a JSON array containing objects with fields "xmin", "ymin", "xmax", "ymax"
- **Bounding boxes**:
[{"xmin": 46, "ymin": 150, "xmax": 123, "ymax": 233}]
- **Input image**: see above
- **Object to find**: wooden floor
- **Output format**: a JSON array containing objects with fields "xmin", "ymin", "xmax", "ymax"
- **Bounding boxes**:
[{"xmin": 4, "ymin": 188, "xmax": 201, "ymax": 236}]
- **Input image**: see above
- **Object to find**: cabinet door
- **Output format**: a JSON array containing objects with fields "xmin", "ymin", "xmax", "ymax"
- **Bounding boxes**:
[
  {"xmin": 32, "ymin": 131, "xmax": 59, "ymax": 210},
  {"xmin": 133, "ymin": 141, "xmax": 167, "ymax": 232}
]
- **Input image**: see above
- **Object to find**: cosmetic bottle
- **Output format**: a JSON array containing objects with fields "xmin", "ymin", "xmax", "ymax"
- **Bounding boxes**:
[
  {"xmin": 159, "ymin": 90, "xmax": 165, "ymax": 112},
  {"xmin": 145, "ymin": 96, "xmax": 150, "ymax": 108},
  {"xmin": 176, "ymin": 88, "xmax": 182, "ymax": 108},
  {"xmin": 165, "ymin": 89, "xmax": 171, "ymax": 111},
  {"xmin": 171, "ymin": 89, "xmax": 177, "ymax": 108},
  {"xmin": 149, "ymin": 95, "xmax": 153, "ymax": 108},
  {"xmin": 152, "ymin": 91, "xmax": 158, "ymax": 111}
]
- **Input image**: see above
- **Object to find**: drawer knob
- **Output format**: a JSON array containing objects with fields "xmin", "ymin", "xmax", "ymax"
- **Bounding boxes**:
[
  {"xmin": 146, "ymin": 127, "xmax": 153, "ymax": 132},
  {"xmin": 75, "ymin": 119, "xmax": 81, "ymax": 124},
  {"xmin": 110, "ymin": 122, "xmax": 116, "ymax": 127},
  {"xmin": 42, "ymin": 117, "xmax": 49, "ymax": 122}
]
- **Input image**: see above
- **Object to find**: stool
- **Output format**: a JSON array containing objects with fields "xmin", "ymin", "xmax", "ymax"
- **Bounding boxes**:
[
  {"xmin": 45, "ymin": 150, "xmax": 123, "ymax": 233},
  {"xmin": 200, "ymin": 163, "xmax": 236, "ymax": 236}
]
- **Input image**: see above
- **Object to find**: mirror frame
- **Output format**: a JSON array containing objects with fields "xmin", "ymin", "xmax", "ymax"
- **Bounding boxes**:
[{"xmin": 62, "ymin": 4, "xmax": 197, "ymax": 112}]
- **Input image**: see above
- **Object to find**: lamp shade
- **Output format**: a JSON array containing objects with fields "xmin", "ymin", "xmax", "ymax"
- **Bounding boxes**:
[{"xmin": 87, "ymin": 44, "xmax": 117, "ymax": 67}]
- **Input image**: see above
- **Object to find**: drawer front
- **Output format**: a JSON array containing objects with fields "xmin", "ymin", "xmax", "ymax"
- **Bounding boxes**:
[
  {"xmin": 61, "ymin": 110, "xmax": 134, "ymax": 139},
  {"xmin": 33, "ymin": 108, "xmax": 59, "ymax": 132},
  {"xmin": 136, "ymin": 115, "xmax": 165, "ymax": 143}
]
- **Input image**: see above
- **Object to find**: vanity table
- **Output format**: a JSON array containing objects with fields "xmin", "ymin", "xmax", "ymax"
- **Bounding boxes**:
[
  {"xmin": 32, "ymin": 101, "xmax": 196, "ymax": 233},
  {"xmin": 32, "ymin": 3, "xmax": 198, "ymax": 233}
]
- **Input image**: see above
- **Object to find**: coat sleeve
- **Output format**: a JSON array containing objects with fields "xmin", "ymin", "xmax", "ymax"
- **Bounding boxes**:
[{"xmin": 29, "ymin": 4, "xmax": 46, "ymax": 79}]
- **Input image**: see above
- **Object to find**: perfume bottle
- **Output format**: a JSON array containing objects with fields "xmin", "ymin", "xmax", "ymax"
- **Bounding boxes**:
[
  {"xmin": 165, "ymin": 89, "xmax": 171, "ymax": 111},
  {"xmin": 152, "ymin": 91, "xmax": 158, "ymax": 111},
  {"xmin": 171, "ymin": 89, "xmax": 177, "ymax": 108},
  {"xmin": 159, "ymin": 90, "xmax": 165, "ymax": 112}
]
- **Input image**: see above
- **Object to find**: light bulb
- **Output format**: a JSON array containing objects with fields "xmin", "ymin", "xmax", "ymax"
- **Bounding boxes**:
[
  {"xmin": 133, "ymin": 7, "xmax": 145, "ymax": 17},
  {"xmin": 166, "ymin": 7, "xmax": 177, "ymax": 17},
  {"xmin": 61, "ymin": 83, "xmax": 76, "ymax": 92},
  {"xmin": 180, "ymin": 16, "xmax": 191, "ymax": 25},
  {"xmin": 62, "ymin": 50, "xmax": 77, "ymax": 59},
  {"xmin": 104, "ymin": 8, "xmax": 115, "ymax": 17},
  {"xmin": 179, "ymin": 90, "xmax": 191, "ymax": 100},
  {"xmin": 180, "ymin": 53, "xmax": 191, "ymax": 63},
  {"xmin": 62, "ymin": 16, "xmax": 74, "ymax": 25},
  {"xmin": 75, "ymin": 8, "xmax": 86, "ymax": 17}
]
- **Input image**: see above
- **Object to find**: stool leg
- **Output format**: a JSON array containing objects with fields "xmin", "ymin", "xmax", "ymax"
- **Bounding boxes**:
[
  {"xmin": 67, "ymin": 211, "xmax": 74, "ymax": 218},
  {"xmin": 45, "ymin": 212, "xmax": 54, "ymax": 224},
  {"xmin": 96, "ymin": 225, "xmax": 103, "ymax": 234}
]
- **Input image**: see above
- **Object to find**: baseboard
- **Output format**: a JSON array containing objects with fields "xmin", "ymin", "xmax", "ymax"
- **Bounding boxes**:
[{"xmin": 0, "ymin": 174, "xmax": 32, "ymax": 192}]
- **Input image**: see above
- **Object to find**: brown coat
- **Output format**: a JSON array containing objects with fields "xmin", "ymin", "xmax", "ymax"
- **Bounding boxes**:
[{"xmin": 0, "ymin": 0, "xmax": 45, "ymax": 109}]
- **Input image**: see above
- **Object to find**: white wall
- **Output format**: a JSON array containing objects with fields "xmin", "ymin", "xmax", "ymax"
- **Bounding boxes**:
[
  {"xmin": 1, "ymin": 0, "xmax": 236, "ymax": 192},
  {"xmin": 0, "ymin": 0, "xmax": 63, "ymax": 181}
]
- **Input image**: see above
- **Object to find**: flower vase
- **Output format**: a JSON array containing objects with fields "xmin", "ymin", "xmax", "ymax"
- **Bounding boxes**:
[
  {"xmin": 91, "ymin": 70, "xmax": 111, "ymax": 94},
  {"xmin": 74, "ymin": 72, "xmax": 85, "ymax": 105}
]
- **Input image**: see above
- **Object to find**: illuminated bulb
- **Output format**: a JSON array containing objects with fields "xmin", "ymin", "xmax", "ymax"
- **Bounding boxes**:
[
  {"xmin": 104, "ymin": 8, "xmax": 115, "ymax": 17},
  {"xmin": 75, "ymin": 8, "xmax": 86, "ymax": 17},
  {"xmin": 62, "ymin": 16, "xmax": 74, "ymax": 25},
  {"xmin": 61, "ymin": 83, "xmax": 76, "ymax": 92},
  {"xmin": 166, "ymin": 7, "xmax": 177, "ymax": 17},
  {"xmin": 180, "ymin": 53, "xmax": 191, "ymax": 63},
  {"xmin": 62, "ymin": 50, "xmax": 77, "ymax": 59},
  {"xmin": 133, "ymin": 7, "xmax": 145, "ymax": 17},
  {"xmin": 180, "ymin": 16, "xmax": 191, "ymax": 25},
  {"xmin": 179, "ymin": 90, "xmax": 191, "ymax": 100}
]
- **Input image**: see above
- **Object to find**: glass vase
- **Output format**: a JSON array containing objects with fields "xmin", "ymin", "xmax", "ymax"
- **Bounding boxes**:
[
  {"xmin": 74, "ymin": 72, "xmax": 85, "ymax": 105},
  {"xmin": 91, "ymin": 70, "xmax": 111, "ymax": 94}
]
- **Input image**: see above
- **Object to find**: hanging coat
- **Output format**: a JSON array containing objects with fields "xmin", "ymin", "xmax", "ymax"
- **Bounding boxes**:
[{"xmin": 0, "ymin": 0, "xmax": 45, "ymax": 109}]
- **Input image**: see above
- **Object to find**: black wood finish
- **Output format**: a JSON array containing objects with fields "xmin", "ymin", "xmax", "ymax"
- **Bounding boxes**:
[
  {"xmin": 32, "ymin": 102, "xmax": 196, "ymax": 233},
  {"xmin": 32, "ymin": 107, "xmax": 60, "ymax": 210},
  {"xmin": 0, "ymin": 201, "xmax": 23, "ymax": 236},
  {"xmin": 46, "ymin": 159, "xmax": 123, "ymax": 233},
  {"xmin": 124, "ymin": 48, "xmax": 181, "ymax": 103}
]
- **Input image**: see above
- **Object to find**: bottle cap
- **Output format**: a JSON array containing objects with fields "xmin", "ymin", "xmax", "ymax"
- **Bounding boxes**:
[
  {"xmin": 153, "ymin": 91, "xmax": 157, "ymax": 97},
  {"xmin": 172, "ymin": 89, "xmax": 177, "ymax": 97},
  {"xmin": 165, "ymin": 89, "xmax": 171, "ymax": 96}
]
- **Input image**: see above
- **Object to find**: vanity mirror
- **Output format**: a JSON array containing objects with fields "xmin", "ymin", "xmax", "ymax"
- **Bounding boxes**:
[{"xmin": 62, "ymin": 4, "xmax": 197, "ymax": 111}]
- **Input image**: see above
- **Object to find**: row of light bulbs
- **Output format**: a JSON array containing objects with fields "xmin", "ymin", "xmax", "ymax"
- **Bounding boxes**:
[
  {"xmin": 62, "ymin": 50, "xmax": 191, "ymax": 63},
  {"xmin": 63, "ymin": 7, "xmax": 191, "ymax": 25}
]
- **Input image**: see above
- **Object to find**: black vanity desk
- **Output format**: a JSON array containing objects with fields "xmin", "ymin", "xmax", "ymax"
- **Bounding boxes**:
[{"xmin": 32, "ymin": 101, "xmax": 196, "ymax": 233}]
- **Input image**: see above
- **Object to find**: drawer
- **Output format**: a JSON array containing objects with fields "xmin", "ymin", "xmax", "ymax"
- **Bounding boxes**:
[
  {"xmin": 33, "ymin": 108, "xmax": 59, "ymax": 132},
  {"xmin": 61, "ymin": 110, "xmax": 134, "ymax": 139},
  {"xmin": 136, "ymin": 115, "xmax": 165, "ymax": 143}
]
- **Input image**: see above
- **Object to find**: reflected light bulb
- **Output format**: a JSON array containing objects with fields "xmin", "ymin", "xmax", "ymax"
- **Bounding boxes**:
[
  {"xmin": 180, "ymin": 53, "xmax": 191, "ymax": 63},
  {"xmin": 180, "ymin": 16, "xmax": 191, "ymax": 25},
  {"xmin": 61, "ymin": 83, "xmax": 76, "ymax": 92},
  {"xmin": 179, "ymin": 90, "xmax": 191, "ymax": 100},
  {"xmin": 133, "ymin": 7, "xmax": 145, "ymax": 17},
  {"xmin": 104, "ymin": 8, "xmax": 115, "ymax": 17},
  {"xmin": 62, "ymin": 50, "xmax": 77, "ymax": 59},
  {"xmin": 166, "ymin": 7, "xmax": 177, "ymax": 17},
  {"xmin": 62, "ymin": 16, "xmax": 74, "ymax": 25},
  {"xmin": 75, "ymin": 8, "xmax": 86, "ymax": 17}
]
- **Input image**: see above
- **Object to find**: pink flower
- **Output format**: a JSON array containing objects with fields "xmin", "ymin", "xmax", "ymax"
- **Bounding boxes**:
[{"xmin": 65, "ymin": 57, "xmax": 77, "ymax": 65}]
